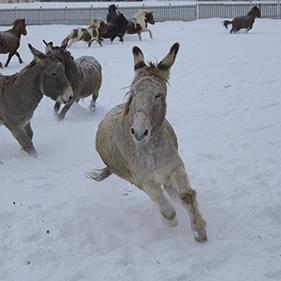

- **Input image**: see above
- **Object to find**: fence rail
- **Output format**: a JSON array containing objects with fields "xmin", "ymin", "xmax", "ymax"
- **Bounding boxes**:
[{"xmin": 0, "ymin": 1, "xmax": 280, "ymax": 26}]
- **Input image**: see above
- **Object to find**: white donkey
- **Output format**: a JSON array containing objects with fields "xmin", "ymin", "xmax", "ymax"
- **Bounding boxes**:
[{"xmin": 89, "ymin": 43, "xmax": 207, "ymax": 242}]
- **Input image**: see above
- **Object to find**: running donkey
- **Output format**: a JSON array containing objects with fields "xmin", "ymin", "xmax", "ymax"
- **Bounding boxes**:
[
  {"xmin": 0, "ymin": 45, "xmax": 73, "ymax": 157},
  {"xmin": 44, "ymin": 41, "xmax": 102, "ymax": 120},
  {"xmin": 89, "ymin": 43, "xmax": 207, "ymax": 242}
]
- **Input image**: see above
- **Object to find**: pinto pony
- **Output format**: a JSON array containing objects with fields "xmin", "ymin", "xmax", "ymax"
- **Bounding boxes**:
[
  {"xmin": 126, "ymin": 10, "xmax": 155, "ymax": 40},
  {"xmin": 89, "ymin": 43, "xmax": 207, "ymax": 242},
  {"xmin": 0, "ymin": 18, "xmax": 27, "ymax": 68},
  {"xmin": 223, "ymin": 6, "xmax": 261, "ymax": 33},
  {"xmin": 61, "ymin": 19, "xmax": 102, "ymax": 48}
]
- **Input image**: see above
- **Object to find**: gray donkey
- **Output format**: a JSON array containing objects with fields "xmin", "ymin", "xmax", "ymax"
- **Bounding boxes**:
[
  {"xmin": 0, "ymin": 44, "xmax": 73, "ymax": 158},
  {"xmin": 89, "ymin": 43, "xmax": 207, "ymax": 242},
  {"xmin": 43, "ymin": 40, "xmax": 102, "ymax": 120}
]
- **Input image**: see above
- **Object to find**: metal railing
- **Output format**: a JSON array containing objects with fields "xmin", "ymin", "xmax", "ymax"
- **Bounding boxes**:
[{"xmin": 0, "ymin": 1, "xmax": 280, "ymax": 26}]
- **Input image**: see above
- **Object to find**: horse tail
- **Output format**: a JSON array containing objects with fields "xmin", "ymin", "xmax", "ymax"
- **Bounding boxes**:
[
  {"xmin": 86, "ymin": 167, "xmax": 112, "ymax": 182},
  {"xmin": 61, "ymin": 29, "xmax": 76, "ymax": 48},
  {"xmin": 61, "ymin": 35, "xmax": 70, "ymax": 48},
  {"xmin": 223, "ymin": 20, "xmax": 232, "ymax": 29}
]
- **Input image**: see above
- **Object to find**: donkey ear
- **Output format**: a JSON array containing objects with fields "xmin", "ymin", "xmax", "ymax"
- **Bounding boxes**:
[
  {"xmin": 132, "ymin": 46, "xmax": 145, "ymax": 71},
  {"xmin": 157, "ymin": 42, "xmax": 180, "ymax": 73},
  {"xmin": 43, "ymin": 40, "xmax": 54, "ymax": 53},
  {"xmin": 28, "ymin": 44, "xmax": 46, "ymax": 61}
]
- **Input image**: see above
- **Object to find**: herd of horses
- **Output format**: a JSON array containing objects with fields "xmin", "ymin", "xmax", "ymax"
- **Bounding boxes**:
[{"xmin": 0, "ymin": 5, "xmax": 262, "ymax": 241}]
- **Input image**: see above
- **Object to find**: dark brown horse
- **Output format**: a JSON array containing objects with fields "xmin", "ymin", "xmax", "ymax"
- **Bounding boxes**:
[
  {"xmin": 126, "ymin": 10, "xmax": 155, "ymax": 40},
  {"xmin": 223, "ymin": 6, "xmax": 261, "ymax": 33},
  {"xmin": 99, "ymin": 13, "xmax": 129, "ymax": 43},
  {"xmin": 0, "ymin": 18, "xmax": 27, "ymax": 68}
]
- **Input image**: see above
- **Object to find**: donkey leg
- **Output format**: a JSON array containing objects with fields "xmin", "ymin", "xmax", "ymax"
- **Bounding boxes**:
[
  {"xmin": 4, "ymin": 53, "xmax": 15, "ymax": 67},
  {"xmin": 89, "ymin": 91, "xmax": 99, "ymax": 112},
  {"xmin": 15, "ymin": 51, "xmax": 23, "ymax": 64},
  {"xmin": 142, "ymin": 184, "xmax": 177, "ymax": 226},
  {"xmin": 6, "ymin": 124, "xmax": 38, "ymax": 158},
  {"xmin": 24, "ymin": 122, "xmax": 33, "ymax": 140},
  {"xmin": 168, "ymin": 166, "xmax": 207, "ymax": 242},
  {"xmin": 57, "ymin": 100, "xmax": 75, "ymax": 121},
  {"xmin": 54, "ymin": 102, "xmax": 61, "ymax": 116}
]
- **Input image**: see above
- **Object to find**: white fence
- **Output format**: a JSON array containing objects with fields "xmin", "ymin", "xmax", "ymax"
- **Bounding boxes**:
[{"xmin": 0, "ymin": 1, "xmax": 280, "ymax": 25}]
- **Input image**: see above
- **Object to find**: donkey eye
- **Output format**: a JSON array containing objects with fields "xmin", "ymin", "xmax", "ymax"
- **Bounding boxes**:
[{"xmin": 155, "ymin": 94, "xmax": 161, "ymax": 99}]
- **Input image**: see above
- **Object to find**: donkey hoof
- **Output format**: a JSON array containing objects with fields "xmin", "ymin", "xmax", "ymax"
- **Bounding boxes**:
[{"xmin": 194, "ymin": 228, "xmax": 207, "ymax": 242}]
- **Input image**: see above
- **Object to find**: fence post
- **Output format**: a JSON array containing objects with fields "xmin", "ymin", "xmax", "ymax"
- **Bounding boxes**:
[
  {"xmin": 40, "ymin": 6, "xmax": 42, "ymax": 25},
  {"xmin": 196, "ymin": 2, "xmax": 200, "ymax": 19},
  {"xmin": 278, "ymin": 1, "xmax": 281, "ymax": 19},
  {"xmin": 14, "ymin": 7, "xmax": 17, "ymax": 21}
]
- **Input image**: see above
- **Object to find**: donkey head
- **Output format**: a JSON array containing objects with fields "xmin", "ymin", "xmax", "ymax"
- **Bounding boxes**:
[
  {"xmin": 126, "ymin": 43, "xmax": 179, "ymax": 144},
  {"xmin": 28, "ymin": 44, "xmax": 73, "ymax": 104}
]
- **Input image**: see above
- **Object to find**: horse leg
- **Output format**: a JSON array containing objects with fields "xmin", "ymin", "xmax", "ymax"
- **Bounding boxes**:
[
  {"xmin": 142, "ymin": 28, "xmax": 153, "ymax": 39},
  {"xmin": 57, "ymin": 100, "xmax": 75, "ymax": 121},
  {"xmin": 24, "ymin": 122, "xmax": 33, "ymax": 140},
  {"xmin": 167, "ymin": 166, "xmax": 207, "ymax": 242},
  {"xmin": 137, "ymin": 32, "xmax": 142, "ymax": 41},
  {"xmin": 6, "ymin": 123, "xmax": 38, "ymax": 158},
  {"xmin": 119, "ymin": 35, "xmax": 124, "ymax": 42},
  {"xmin": 0, "ymin": 61, "xmax": 2, "ymax": 68},
  {"xmin": 4, "ymin": 52, "xmax": 15, "ymax": 67},
  {"xmin": 142, "ymin": 183, "xmax": 177, "ymax": 227},
  {"xmin": 15, "ymin": 51, "xmax": 23, "ymax": 64},
  {"xmin": 54, "ymin": 102, "xmax": 61, "ymax": 116}
]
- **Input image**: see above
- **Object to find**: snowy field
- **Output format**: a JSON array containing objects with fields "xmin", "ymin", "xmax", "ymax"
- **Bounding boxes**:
[{"xmin": 1, "ymin": 18, "xmax": 281, "ymax": 281}]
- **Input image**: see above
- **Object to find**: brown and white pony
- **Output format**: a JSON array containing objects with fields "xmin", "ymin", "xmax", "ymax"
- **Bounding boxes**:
[
  {"xmin": 61, "ymin": 19, "xmax": 102, "ymax": 48},
  {"xmin": 126, "ymin": 10, "xmax": 155, "ymax": 40}
]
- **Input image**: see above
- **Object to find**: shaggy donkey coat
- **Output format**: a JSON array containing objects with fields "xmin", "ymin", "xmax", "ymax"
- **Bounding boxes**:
[
  {"xmin": 89, "ymin": 43, "xmax": 207, "ymax": 242},
  {"xmin": 44, "ymin": 41, "xmax": 102, "ymax": 120},
  {"xmin": 0, "ymin": 45, "xmax": 73, "ymax": 157}
]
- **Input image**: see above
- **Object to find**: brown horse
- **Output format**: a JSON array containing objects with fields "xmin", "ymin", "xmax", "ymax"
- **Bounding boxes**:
[
  {"xmin": 223, "ymin": 6, "xmax": 261, "ymax": 33},
  {"xmin": 0, "ymin": 18, "xmax": 27, "ymax": 68},
  {"xmin": 126, "ymin": 10, "xmax": 155, "ymax": 41}
]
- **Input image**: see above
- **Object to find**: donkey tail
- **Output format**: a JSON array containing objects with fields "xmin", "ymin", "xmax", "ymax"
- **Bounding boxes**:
[
  {"xmin": 223, "ymin": 20, "xmax": 232, "ymax": 29},
  {"xmin": 86, "ymin": 166, "xmax": 112, "ymax": 182}
]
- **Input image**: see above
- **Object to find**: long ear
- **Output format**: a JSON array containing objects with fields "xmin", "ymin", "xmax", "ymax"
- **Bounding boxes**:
[
  {"xmin": 157, "ymin": 42, "xmax": 180, "ymax": 73},
  {"xmin": 132, "ymin": 46, "xmax": 145, "ymax": 71},
  {"xmin": 28, "ymin": 44, "xmax": 46, "ymax": 62},
  {"xmin": 42, "ymin": 40, "xmax": 54, "ymax": 54}
]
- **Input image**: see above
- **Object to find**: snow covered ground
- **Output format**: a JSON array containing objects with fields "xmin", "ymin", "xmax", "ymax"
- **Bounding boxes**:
[{"xmin": 0, "ymin": 18, "xmax": 281, "ymax": 281}]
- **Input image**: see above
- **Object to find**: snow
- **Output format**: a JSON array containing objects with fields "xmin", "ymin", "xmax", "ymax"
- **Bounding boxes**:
[{"xmin": 1, "ymin": 18, "xmax": 281, "ymax": 281}]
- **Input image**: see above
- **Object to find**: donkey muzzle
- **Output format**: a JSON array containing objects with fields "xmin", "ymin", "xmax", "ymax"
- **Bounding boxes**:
[
  {"xmin": 57, "ymin": 86, "xmax": 73, "ymax": 104},
  {"xmin": 131, "ymin": 112, "xmax": 151, "ymax": 143}
]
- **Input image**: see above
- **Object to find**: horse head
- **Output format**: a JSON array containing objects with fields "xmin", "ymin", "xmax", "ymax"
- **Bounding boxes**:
[
  {"xmin": 145, "ymin": 11, "xmax": 155, "ymax": 25},
  {"xmin": 12, "ymin": 18, "xmax": 27, "ymax": 36},
  {"xmin": 125, "ymin": 43, "xmax": 179, "ymax": 143},
  {"xmin": 248, "ymin": 6, "xmax": 261, "ymax": 18}
]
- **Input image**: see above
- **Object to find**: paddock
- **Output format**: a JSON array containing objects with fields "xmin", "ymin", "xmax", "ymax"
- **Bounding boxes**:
[{"xmin": 0, "ymin": 18, "xmax": 280, "ymax": 281}]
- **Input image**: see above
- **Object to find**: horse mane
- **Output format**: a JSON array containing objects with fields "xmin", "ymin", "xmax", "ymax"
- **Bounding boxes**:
[{"xmin": 133, "ymin": 9, "xmax": 152, "ymax": 19}]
